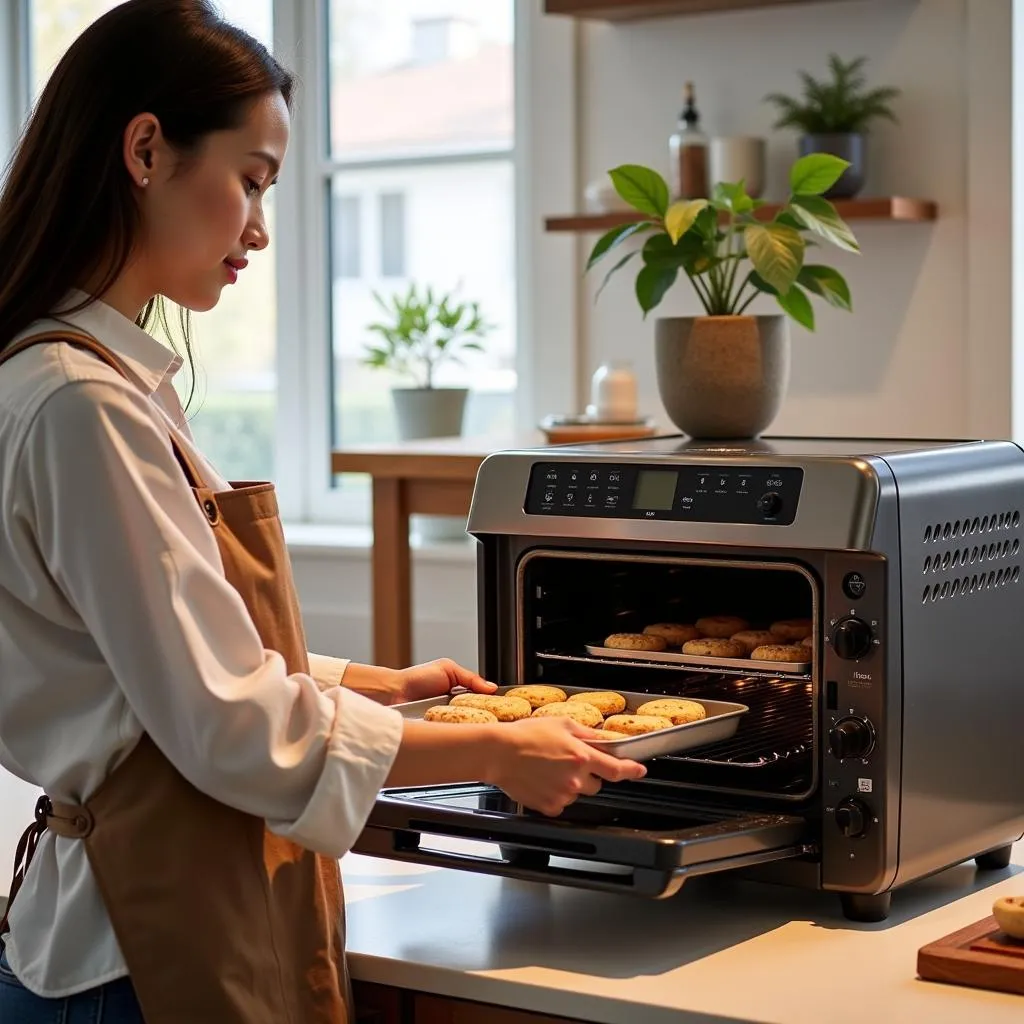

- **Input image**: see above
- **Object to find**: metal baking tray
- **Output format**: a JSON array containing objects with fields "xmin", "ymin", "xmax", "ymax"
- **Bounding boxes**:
[
  {"xmin": 584, "ymin": 643, "xmax": 811, "ymax": 676},
  {"xmin": 394, "ymin": 684, "xmax": 748, "ymax": 762}
]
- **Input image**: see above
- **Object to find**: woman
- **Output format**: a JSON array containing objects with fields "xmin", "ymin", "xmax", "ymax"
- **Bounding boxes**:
[{"xmin": 0, "ymin": 3, "xmax": 645, "ymax": 1021}]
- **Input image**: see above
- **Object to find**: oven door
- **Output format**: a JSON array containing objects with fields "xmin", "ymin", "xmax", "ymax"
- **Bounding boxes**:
[{"xmin": 353, "ymin": 782, "xmax": 814, "ymax": 899}]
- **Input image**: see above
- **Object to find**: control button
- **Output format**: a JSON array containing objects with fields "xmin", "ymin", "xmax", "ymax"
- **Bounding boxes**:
[
  {"xmin": 544, "ymin": 468, "xmax": 559, "ymax": 482},
  {"xmin": 584, "ymin": 491, "xmax": 598, "ymax": 507},
  {"xmin": 568, "ymin": 470, "xmax": 580, "ymax": 484},
  {"xmin": 829, "ymin": 717, "xmax": 875, "ymax": 760},
  {"xmin": 608, "ymin": 471, "xmax": 621, "ymax": 484},
  {"xmin": 757, "ymin": 492, "xmax": 782, "ymax": 517},
  {"xmin": 543, "ymin": 490, "xmax": 555, "ymax": 503},
  {"xmin": 834, "ymin": 798, "xmax": 871, "ymax": 839},
  {"xmin": 843, "ymin": 572, "xmax": 867, "ymax": 600},
  {"xmin": 831, "ymin": 617, "xmax": 873, "ymax": 660},
  {"xmin": 563, "ymin": 491, "xmax": 576, "ymax": 505},
  {"xmin": 587, "ymin": 470, "xmax": 601, "ymax": 483},
  {"xmin": 604, "ymin": 495, "xmax": 619, "ymax": 508}
]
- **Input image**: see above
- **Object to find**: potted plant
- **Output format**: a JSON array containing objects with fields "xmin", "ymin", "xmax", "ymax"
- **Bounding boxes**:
[
  {"xmin": 585, "ymin": 154, "xmax": 858, "ymax": 438},
  {"xmin": 764, "ymin": 54, "xmax": 900, "ymax": 199},
  {"xmin": 363, "ymin": 283, "xmax": 491, "ymax": 442}
]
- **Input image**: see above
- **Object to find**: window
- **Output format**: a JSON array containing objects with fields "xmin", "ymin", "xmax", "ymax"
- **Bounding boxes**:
[
  {"xmin": 319, "ymin": 0, "xmax": 517, "ymax": 519},
  {"xmin": 333, "ymin": 194, "xmax": 362, "ymax": 279},
  {"xmin": 378, "ymin": 192, "xmax": 405, "ymax": 278},
  {"xmin": 24, "ymin": 0, "xmax": 279, "ymax": 484}
]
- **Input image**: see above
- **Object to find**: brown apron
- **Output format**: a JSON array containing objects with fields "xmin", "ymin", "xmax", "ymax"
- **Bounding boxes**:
[{"xmin": 0, "ymin": 330, "xmax": 350, "ymax": 1023}]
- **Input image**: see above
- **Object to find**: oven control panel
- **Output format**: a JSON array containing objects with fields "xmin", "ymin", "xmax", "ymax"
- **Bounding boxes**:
[{"xmin": 524, "ymin": 462, "xmax": 803, "ymax": 525}]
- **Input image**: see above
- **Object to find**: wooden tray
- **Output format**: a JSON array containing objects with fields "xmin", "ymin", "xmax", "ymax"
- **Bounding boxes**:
[{"xmin": 918, "ymin": 915, "xmax": 1024, "ymax": 997}]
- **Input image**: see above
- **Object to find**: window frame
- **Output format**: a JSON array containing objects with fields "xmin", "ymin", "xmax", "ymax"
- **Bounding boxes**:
[{"xmin": 276, "ymin": 0, "xmax": 529, "ymax": 523}]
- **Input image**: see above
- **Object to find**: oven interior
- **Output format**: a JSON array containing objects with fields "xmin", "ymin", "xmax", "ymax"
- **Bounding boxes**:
[{"xmin": 518, "ymin": 552, "xmax": 819, "ymax": 802}]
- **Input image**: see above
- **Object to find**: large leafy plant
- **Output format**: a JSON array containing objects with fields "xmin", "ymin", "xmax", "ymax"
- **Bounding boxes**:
[
  {"xmin": 585, "ymin": 153, "xmax": 859, "ymax": 330},
  {"xmin": 764, "ymin": 54, "xmax": 900, "ymax": 134},
  {"xmin": 363, "ymin": 283, "xmax": 491, "ymax": 389}
]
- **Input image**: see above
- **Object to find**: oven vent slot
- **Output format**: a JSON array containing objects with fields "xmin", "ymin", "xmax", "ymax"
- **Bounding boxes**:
[
  {"xmin": 923, "ymin": 512, "xmax": 1020, "ymax": 544},
  {"xmin": 920, "ymin": 512, "xmax": 1021, "ymax": 603}
]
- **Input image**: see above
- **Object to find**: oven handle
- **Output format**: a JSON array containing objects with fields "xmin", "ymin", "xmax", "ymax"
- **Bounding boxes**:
[{"xmin": 354, "ymin": 823, "xmax": 814, "ymax": 900}]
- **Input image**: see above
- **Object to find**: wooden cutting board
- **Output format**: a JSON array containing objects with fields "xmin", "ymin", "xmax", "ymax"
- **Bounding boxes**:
[{"xmin": 918, "ymin": 915, "xmax": 1024, "ymax": 997}]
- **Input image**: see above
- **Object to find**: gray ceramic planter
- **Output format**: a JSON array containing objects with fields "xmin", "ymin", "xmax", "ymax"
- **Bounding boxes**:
[
  {"xmin": 391, "ymin": 387, "xmax": 468, "ymax": 441},
  {"xmin": 654, "ymin": 315, "xmax": 790, "ymax": 439},
  {"xmin": 799, "ymin": 133, "xmax": 865, "ymax": 199}
]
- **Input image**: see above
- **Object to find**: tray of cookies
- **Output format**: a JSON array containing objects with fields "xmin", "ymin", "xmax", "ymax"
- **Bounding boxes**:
[
  {"xmin": 585, "ymin": 616, "xmax": 812, "ymax": 676},
  {"xmin": 395, "ymin": 684, "xmax": 749, "ymax": 761}
]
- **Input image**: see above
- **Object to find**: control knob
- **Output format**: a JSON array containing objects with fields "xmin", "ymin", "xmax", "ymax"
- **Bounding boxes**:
[
  {"xmin": 757, "ymin": 492, "xmax": 782, "ymax": 517},
  {"xmin": 834, "ymin": 798, "xmax": 871, "ymax": 839},
  {"xmin": 831, "ymin": 616, "xmax": 873, "ymax": 660},
  {"xmin": 829, "ymin": 717, "xmax": 875, "ymax": 760}
]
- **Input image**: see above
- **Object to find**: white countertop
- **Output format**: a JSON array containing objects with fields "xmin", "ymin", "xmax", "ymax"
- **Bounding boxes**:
[{"xmin": 343, "ymin": 838, "xmax": 1024, "ymax": 1024}]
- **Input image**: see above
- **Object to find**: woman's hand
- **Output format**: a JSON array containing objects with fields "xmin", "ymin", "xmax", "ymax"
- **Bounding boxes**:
[
  {"xmin": 487, "ymin": 717, "xmax": 646, "ymax": 817},
  {"xmin": 342, "ymin": 658, "xmax": 497, "ymax": 706},
  {"xmin": 393, "ymin": 658, "xmax": 497, "ymax": 704}
]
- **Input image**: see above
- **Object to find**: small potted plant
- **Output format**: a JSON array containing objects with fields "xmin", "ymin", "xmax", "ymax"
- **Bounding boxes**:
[
  {"xmin": 764, "ymin": 54, "xmax": 900, "ymax": 199},
  {"xmin": 585, "ymin": 154, "xmax": 858, "ymax": 438},
  {"xmin": 363, "ymin": 283, "xmax": 491, "ymax": 441}
]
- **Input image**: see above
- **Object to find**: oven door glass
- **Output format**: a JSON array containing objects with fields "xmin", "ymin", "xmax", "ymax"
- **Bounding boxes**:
[{"xmin": 353, "ymin": 782, "xmax": 813, "ymax": 899}]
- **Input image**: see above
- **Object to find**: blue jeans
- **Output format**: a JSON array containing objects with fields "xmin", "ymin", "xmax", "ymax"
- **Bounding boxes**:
[{"xmin": 0, "ymin": 947, "xmax": 144, "ymax": 1022}]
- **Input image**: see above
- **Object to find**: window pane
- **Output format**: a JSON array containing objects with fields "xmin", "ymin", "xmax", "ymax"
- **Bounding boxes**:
[
  {"xmin": 27, "ymin": 0, "xmax": 279, "ymax": 484},
  {"xmin": 327, "ymin": 2, "xmax": 516, "ymax": 457},
  {"xmin": 378, "ymin": 193, "xmax": 405, "ymax": 278},
  {"xmin": 332, "ymin": 195, "xmax": 362, "ymax": 279},
  {"xmin": 328, "ymin": 0, "xmax": 514, "ymax": 159}
]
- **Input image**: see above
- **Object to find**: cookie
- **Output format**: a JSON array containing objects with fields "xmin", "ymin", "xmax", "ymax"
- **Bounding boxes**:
[
  {"xmin": 731, "ymin": 629, "xmax": 777, "ymax": 656},
  {"xmin": 750, "ymin": 644, "xmax": 809, "ymax": 663},
  {"xmin": 603, "ymin": 632, "xmax": 668, "ymax": 652},
  {"xmin": 505, "ymin": 684, "xmax": 567, "ymax": 709},
  {"xmin": 695, "ymin": 615, "xmax": 749, "ymax": 638},
  {"xmin": 642, "ymin": 623, "xmax": 701, "ymax": 647},
  {"xmin": 531, "ymin": 701, "xmax": 603, "ymax": 728},
  {"xmin": 636, "ymin": 698, "xmax": 706, "ymax": 725},
  {"xmin": 424, "ymin": 705, "xmax": 499, "ymax": 724},
  {"xmin": 603, "ymin": 714, "xmax": 674, "ymax": 736},
  {"xmin": 769, "ymin": 618, "xmax": 813, "ymax": 642},
  {"xmin": 993, "ymin": 896, "xmax": 1024, "ymax": 939},
  {"xmin": 567, "ymin": 691, "xmax": 627, "ymax": 716},
  {"xmin": 589, "ymin": 729, "xmax": 629, "ymax": 741},
  {"xmin": 449, "ymin": 693, "xmax": 532, "ymax": 721},
  {"xmin": 800, "ymin": 634, "xmax": 814, "ymax": 649},
  {"xmin": 682, "ymin": 638, "xmax": 746, "ymax": 659}
]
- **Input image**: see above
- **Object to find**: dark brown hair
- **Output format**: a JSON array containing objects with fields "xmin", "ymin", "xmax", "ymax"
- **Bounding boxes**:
[{"xmin": 0, "ymin": 0, "xmax": 293, "ymax": 375}]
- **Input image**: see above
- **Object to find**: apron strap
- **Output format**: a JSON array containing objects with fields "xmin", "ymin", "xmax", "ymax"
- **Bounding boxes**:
[
  {"xmin": 0, "ymin": 327, "xmax": 209, "ymax": 490},
  {"xmin": 0, "ymin": 796, "xmax": 96, "ymax": 939}
]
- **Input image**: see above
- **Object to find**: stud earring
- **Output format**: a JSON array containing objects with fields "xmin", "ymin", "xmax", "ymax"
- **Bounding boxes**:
[{"xmin": 140, "ymin": 177, "xmax": 149, "ymax": 187}]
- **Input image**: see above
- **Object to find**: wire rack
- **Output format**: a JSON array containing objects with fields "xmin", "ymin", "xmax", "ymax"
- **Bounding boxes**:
[{"xmin": 668, "ymin": 675, "xmax": 813, "ymax": 768}]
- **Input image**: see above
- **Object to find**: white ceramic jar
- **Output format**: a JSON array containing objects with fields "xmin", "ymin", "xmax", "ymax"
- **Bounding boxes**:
[{"xmin": 588, "ymin": 362, "xmax": 638, "ymax": 423}]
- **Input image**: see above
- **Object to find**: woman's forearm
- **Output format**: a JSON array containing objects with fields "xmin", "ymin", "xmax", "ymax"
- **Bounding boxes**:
[
  {"xmin": 384, "ymin": 719, "xmax": 500, "ymax": 788},
  {"xmin": 339, "ymin": 662, "xmax": 401, "ymax": 704}
]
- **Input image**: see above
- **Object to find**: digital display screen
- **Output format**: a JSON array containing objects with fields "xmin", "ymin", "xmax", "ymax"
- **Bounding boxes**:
[{"xmin": 632, "ymin": 470, "xmax": 677, "ymax": 510}]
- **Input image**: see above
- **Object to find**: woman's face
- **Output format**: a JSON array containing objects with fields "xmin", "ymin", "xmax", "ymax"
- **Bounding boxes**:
[{"xmin": 134, "ymin": 91, "xmax": 290, "ymax": 312}]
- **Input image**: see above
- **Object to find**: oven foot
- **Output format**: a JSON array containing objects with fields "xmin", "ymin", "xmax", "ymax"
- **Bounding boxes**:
[
  {"xmin": 975, "ymin": 844, "xmax": 1014, "ymax": 871},
  {"xmin": 839, "ymin": 892, "xmax": 891, "ymax": 922},
  {"xmin": 500, "ymin": 846, "xmax": 550, "ymax": 870}
]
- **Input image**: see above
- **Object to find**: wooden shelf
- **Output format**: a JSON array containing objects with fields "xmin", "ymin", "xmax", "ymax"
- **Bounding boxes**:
[
  {"xmin": 544, "ymin": 0, "xmax": 851, "ymax": 22},
  {"xmin": 545, "ymin": 197, "xmax": 938, "ymax": 232}
]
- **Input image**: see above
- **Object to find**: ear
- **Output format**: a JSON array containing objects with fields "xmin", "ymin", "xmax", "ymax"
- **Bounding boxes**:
[{"xmin": 123, "ymin": 113, "xmax": 168, "ymax": 188}]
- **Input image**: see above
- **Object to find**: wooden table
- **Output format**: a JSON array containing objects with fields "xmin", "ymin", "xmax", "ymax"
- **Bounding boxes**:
[{"xmin": 331, "ymin": 434, "xmax": 543, "ymax": 668}]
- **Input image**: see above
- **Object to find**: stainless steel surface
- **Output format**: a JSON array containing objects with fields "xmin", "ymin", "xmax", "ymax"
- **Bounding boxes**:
[
  {"xmin": 582, "ymin": 643, "xmax": 810, "ymax": 677},
  {"xmin": 394, "ymin": 685, "xmax": 749, "ymax": 761}
]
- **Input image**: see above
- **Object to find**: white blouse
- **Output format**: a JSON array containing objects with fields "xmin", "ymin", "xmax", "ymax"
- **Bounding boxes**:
[{"xmin": 0, "ymin": 295, "xmax": 403, "ymax": 997}]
